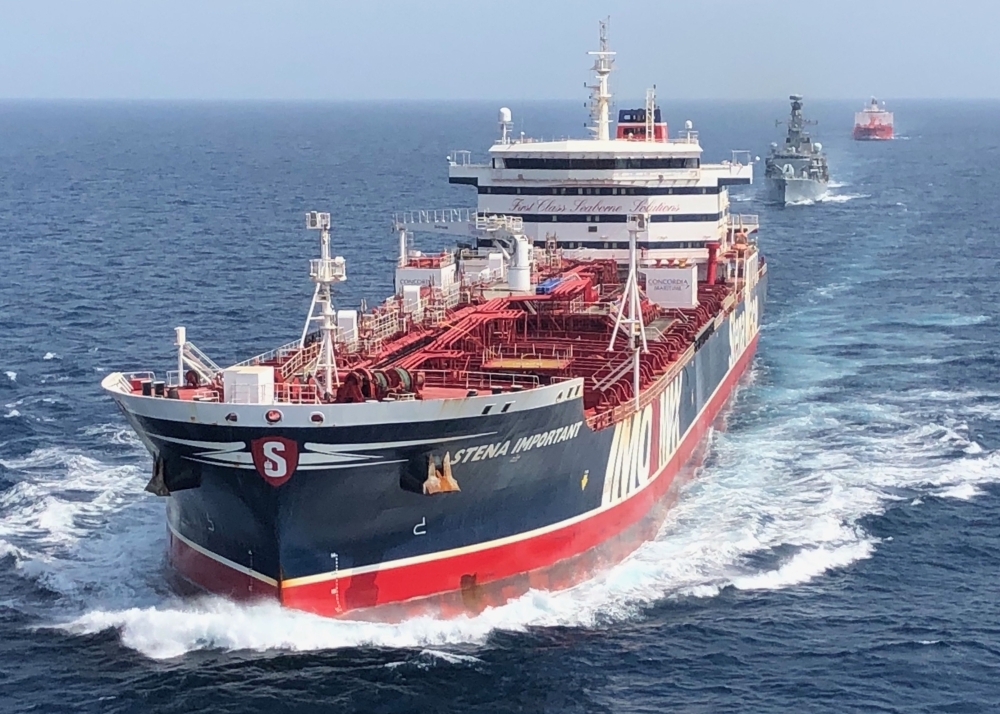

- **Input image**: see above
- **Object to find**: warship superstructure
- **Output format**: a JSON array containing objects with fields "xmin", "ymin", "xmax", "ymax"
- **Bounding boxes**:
[
  {"xmin": 764, "ymin": 95, "xmax": 829, "ymax": 204},
  {"xmin": 102, "ymin": 22, "xmax": 767, "ymax": 618}
]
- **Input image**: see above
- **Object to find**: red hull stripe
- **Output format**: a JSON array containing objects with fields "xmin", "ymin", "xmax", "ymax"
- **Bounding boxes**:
[
  {"xmin": 853, "ymin": 127, "xmax": 893, "ymax": 140},
  {"xmin": 170, "ymin": 333, "xmax": 759, "ymax": 614},
  {"xmin": 169, "ymin": 522, "xmax": 278, "ymax": 588}
]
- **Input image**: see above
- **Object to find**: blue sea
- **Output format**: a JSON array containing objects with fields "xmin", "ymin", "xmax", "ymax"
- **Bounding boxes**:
[{"xmin": 1, "ymin": 99, "xmax": 998, "ymax": 713}]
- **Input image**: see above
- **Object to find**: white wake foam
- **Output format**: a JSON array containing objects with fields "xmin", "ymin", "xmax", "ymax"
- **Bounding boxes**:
[
  {"xmin": 0, "ymin": 434, "xmax": 163, "ymax": 604},
  {"xmin": 936, "ymin": 483, "xmax": 982, "ymax": 500},
  {"xmin": 904, "ymin": 314, "xmax": 991, "ymax": 328},
  {"xmin": 731, "ymin": 541, "xmax": 875, "ymax": 591},
  {"xmin": 4, "ymin": 371, "xmax": 15, "ymax": 383},
  {"xmin": 62, "ymin": 599, "xmax": 507, "ymax": 660},
  {"xmin": 819, "ymin": 192, "xmax": 870, "ymax": 203},
  {"xmin": 787, "ymin": 192, "xmax": 870, "ymax": 206}
]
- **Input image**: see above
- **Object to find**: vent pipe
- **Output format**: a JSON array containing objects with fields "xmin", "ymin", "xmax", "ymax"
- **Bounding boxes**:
[{"xmin": 706, "ymin": 242, "xmax": 720, "ymax": 284}]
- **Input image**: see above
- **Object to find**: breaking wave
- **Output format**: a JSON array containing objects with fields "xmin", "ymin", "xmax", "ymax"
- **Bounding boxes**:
[
  {"xmin": 898, "ymin": 314, "xmax": 991, "ymax": 328},
  {"xmin": 819, "ymin": 192, "xmax": 871, "ymax": 203},
  {"xmin": 0, "ymin": 431, "xmax": 163, "ymax": 606},
  {"xmin": 787, "ymin": 192, "xmax": 871, "ymax": 206}
]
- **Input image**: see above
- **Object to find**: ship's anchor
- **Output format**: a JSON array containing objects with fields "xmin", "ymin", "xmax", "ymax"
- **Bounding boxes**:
[
  {"xmin": 423, "ymin": 453, "xmax": 460, "ymax": 495},
  {"xmin": 145, "ymin": 455, "xmax": 170, "ymax": 497}
]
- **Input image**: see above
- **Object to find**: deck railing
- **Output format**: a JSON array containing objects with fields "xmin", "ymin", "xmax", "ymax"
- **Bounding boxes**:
[
  {"xmin": 586, "ymin": 343, "xmax": 696, "ymax": 430},
  {"xmin": 475, "ymin": 214, "xmax": 524, "ymax": 233},
  {"xmin": 279, "ymin": 341, "xmax": 321, "ymax": 381},
  {"xmin": 231, "ymin": 337, "xmax": 303, "ymax": 370},
  {"xmin": 117, "ymin": 371, "xmax": 154, "ymax": 392},
  {"xmin": 483, "ymin": 343, "xmax": 574, "ymax": 363},
  {"xmin": 419, "ymin": 369, "xmax": 540, "ymax": 392},
  {"xmin": 392, "ymin": 208, "xmax": 473, "ymax": 230},
  {"xmin": 727, "ymin": 214, "xmax": 759, "ymax": 233}
]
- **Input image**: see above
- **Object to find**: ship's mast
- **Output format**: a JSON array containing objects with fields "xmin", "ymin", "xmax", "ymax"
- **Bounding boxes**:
[
  {"xmin": 301, "ymin": 211, "xmax": 346, "ymax": 397},
  {"xmin": 587, "ymin": 18, "xmax": 615, "ymax": 142},
  {"xmin": 786, "ymin": 94, "xmax": 804, "ymax": 140},
  {"xmin": 781, "ymin": 94, "xmax": 816, "ymax": 149},
  {"xmin": 644, "ymin": 86, "xmax": 656, "ymax": 142},
  {"xmin": 608, "ymin": 213, "xmax": 650, "ymax": 411}
]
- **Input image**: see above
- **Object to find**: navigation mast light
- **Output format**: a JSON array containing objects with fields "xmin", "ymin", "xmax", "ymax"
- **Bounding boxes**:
[{"xmin": 587, "ymin": 17, "xmax": 615, "ymax": 142}]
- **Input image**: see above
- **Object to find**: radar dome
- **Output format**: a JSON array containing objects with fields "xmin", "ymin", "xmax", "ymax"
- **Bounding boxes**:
[
  {"xmin": 814, "ymin": 142, "xmax": 823, "ymax": 152},
  {"xmin": 499, "ymin": 107, "xmax": 512, "ymax": 123},
  {"xmin": 684, "ymin": 120, "xmax": 693, "ymax": 129}
]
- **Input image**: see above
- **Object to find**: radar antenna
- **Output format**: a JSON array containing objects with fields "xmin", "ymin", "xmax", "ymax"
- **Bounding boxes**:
[
  {"xmin": 587, "ymin": 17, "xmax": 615, "ymax": 141},
  {"xmin": 301, "ymin": 211, "xmax": 346, "ymax": 397},
  {"xmin": 608, "ymin": 214, "xmax": 650, "ymax": 411},
  {"xmin": 498, "ymin": 107, "xmax": 513, "ymax": 145}
]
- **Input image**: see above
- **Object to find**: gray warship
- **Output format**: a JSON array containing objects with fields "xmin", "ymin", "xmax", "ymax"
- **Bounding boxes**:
[{"xmin": 764, "ymin": 95, "xmax": 829, "ymax": 204}]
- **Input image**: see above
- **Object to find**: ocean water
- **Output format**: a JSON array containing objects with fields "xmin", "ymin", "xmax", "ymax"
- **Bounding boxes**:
[{"xmin": 1, "ymin": 99, "xmax": 999, "ymax": 713}]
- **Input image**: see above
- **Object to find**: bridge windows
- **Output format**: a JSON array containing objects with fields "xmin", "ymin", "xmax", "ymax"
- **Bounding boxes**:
[
  {"xmin": 533, "ymin": 239, "xmax": 709, "ymax": 250},
  {"xmin": 478, "ymin": 185, "xmax": 720, "ymax": 196},
  {"xmin": 482, "ymin": 212, "xmax": 723, "ymax": 224},
  {"xmin": 500, "ymin": 157, "xmax": 700, "ymax": 170}
]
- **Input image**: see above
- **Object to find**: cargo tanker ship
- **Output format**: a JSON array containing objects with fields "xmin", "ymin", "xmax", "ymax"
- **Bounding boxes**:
[
  {"xmin": 853, "ymin": 97, "xmax": 894, "ymax": 140},
  {"xmin": 102, "ymin": 22, "xmax": 766, "ymax": 618}
]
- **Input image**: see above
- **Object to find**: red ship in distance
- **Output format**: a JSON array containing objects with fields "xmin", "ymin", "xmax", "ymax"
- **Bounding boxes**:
[{"xmin": 853, "ymin": 97, "xmax": 894, "ymax": 141}]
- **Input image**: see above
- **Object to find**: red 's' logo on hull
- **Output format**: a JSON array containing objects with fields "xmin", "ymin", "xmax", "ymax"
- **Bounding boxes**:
[{"xmin": 250, "ymin": 437, "xmax": 299, "ymax": 486}]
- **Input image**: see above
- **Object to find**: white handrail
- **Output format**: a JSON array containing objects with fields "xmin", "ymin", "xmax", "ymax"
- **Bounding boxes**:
[
  {"xmin": 392, "ymin": 208, "xmax": 473, "ymax": 230},
  {"xmin": 419, "ymin": 369, "xmax": 540, "ymax": 391}
]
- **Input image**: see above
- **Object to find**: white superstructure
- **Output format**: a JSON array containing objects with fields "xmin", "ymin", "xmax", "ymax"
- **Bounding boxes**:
[{"xmin": 395, "ymin": 20, "xmax": 756, "ymax": 269}]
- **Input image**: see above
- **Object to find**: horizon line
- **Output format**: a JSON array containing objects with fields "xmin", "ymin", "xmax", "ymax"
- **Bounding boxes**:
[{"xmin": 1, "ymin": 95, "xmax": 998, "ymax": 104}]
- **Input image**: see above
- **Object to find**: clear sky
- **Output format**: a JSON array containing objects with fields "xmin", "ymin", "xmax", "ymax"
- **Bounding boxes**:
[{"xmin": 2, "ymin": 0, "xmax": 998, "ymax": 101}]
